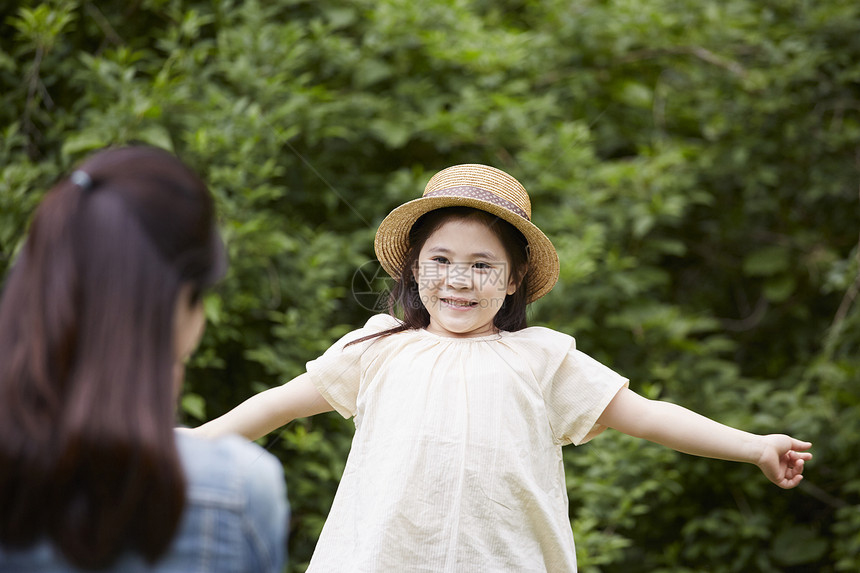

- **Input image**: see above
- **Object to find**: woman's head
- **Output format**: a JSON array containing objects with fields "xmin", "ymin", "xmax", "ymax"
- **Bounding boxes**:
[
  {"xmin": 389, "ymin": 207, "xmax": 530, "ymax": 335},
  {"xmin": 0, "ymin": 145, "xmax": 225, "ymax": 567}
]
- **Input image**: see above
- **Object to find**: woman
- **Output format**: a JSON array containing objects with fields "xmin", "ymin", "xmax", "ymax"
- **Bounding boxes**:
[{"xmin": 0, "ymin": 146, "xmax": 288, "ymax": 572}]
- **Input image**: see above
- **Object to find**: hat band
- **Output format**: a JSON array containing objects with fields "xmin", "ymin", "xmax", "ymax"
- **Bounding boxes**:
[{"xmin": 424, "ymin": 186, "xmax": 530, "ymax": 221}]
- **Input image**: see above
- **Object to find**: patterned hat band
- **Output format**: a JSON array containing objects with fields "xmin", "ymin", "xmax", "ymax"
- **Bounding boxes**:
[{"xmin": 423, "ymin": 186, "xmax": 530, "ymax": 221}]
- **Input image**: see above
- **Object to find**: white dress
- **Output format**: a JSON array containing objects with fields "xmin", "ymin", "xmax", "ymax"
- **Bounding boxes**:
[{"xmin": 306, "ymin": 314, "xmax": 628, "ymax": 572}]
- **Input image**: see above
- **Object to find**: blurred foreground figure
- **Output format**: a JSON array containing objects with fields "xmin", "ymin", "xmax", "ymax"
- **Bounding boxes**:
[{"xmin": 0, "ymin": 146, "xmax": 288, "ymax": 572}]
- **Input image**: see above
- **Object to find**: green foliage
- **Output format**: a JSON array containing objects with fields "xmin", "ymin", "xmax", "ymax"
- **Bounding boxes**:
[{"xmin": 2, "ymin": 0, "xmax": 858, "ymax": 571}]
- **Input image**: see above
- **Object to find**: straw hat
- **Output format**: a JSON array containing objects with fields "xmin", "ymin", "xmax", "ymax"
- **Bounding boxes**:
[{"xmin": 374, "ymin": 164, "xmax": 559, "ymax": 302}]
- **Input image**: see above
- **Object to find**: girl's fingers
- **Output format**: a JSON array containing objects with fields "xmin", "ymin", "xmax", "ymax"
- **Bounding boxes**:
[
  {"xmin": 786, "ymin": 450, "xmax": 813, "ymax": 462},
  {"xmin": 790, "ymin": 438, "xmax": 813, "ymax": 452},
  {"xmin": 791, "ymin": 459, "xmax": 804, "ymax": 475}
]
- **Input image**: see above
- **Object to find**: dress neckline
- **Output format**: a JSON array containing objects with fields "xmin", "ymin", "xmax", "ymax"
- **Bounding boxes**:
[{"xmin": 414, "ymin": 327, "xmax": 505, "ymax": 343}]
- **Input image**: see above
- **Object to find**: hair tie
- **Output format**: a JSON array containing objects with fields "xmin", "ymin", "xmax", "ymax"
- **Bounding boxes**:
[{"xmin": 70, "ymin": 170, "xmax": 94, "ymax": 191}]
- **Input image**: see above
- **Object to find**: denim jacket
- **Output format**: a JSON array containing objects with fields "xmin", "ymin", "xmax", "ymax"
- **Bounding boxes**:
[{"xmin": 0, "ymin": 432, "xmax": 288, "ymax": 573}]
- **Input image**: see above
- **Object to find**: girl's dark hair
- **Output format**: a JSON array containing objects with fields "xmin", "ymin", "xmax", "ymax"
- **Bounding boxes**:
[
  {"xmin": 351, "ymin": 207, "xmax": 530, "ymax": 346},
  {"xmin": 0, "ymin": 146, "xmax": 225, "ymax": 569}
]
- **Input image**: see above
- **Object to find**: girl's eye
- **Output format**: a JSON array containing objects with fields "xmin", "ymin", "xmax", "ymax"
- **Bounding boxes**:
[
  {"xmin": 474, "ymin": 262, "xmax": 492, "ymax": 269},
  {"xmin": 431, "ymin": 256, "xmax": 450, "ymax": 264}
]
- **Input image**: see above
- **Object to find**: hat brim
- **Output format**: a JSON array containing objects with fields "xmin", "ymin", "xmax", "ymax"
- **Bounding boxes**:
[{"xmin": 374, "ymin": 195, "xmax": 559, "ymax": 303}]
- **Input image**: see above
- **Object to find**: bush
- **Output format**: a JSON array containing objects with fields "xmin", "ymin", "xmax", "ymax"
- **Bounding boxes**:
[{"xmin": 2, "ymin": 1, "xmax": 857, "ymax": 570}]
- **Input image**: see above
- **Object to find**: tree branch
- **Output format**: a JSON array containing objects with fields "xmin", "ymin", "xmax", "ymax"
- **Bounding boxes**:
[{"xmin": 618, "ymin": 46, "xmax": 747, "ymax": 78}]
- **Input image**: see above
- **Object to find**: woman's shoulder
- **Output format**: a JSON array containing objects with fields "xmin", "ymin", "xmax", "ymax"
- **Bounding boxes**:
[
  {"xmin": 175, "ymin": 431, "xmax": 285, "ymax": 503},
  {"xmin": 172, "ymin": 432, "xmax": 288, "ymax": 571}
]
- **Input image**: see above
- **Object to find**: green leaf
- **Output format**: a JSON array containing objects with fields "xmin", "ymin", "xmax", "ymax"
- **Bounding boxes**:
[
  {"xmin": 61, "ymin": 132, "xmax": 110, "ymax": 158},
  {"xmin": 180, "ymin": 392, "xmax": 207, "ymax": 421},
  {"xmin": 742, "ymin": 246, "xmax": 791, "ymax": 277},
  {"xmin": 771, "ymin": 525, "xmax": 829, "ymax": 566}
]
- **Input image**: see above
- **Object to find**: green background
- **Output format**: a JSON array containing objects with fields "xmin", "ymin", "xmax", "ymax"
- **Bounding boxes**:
[{"xmin": 1, "ymin": 1, "xmax": 858, "ymax": 571}]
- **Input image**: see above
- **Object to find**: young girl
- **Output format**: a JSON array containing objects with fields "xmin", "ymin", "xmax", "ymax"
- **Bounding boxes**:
[{"xmin": 194, "ymin": 164, "xmax": 811, "ymax": 572}]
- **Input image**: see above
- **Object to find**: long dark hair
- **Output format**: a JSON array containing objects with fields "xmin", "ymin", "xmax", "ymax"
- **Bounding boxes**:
[
  {"xmin": 0, "ymin": 146, "xmax": 225, "ymax": 569},
  {"xmin": 351, "ymin": 207, "xmax": 530, "ymax": 346}
]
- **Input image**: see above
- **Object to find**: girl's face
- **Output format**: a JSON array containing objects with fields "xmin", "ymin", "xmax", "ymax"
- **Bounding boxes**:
[{"xmin": 413, "ymin": 218, "xmax": 518, "ymax": 338}]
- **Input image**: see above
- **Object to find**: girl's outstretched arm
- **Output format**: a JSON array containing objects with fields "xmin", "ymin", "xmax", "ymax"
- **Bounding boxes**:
[
  {"xmin": 597, "ymin": 388, "xmax": 812, "ymax": 489},
  {"xmin": 191, "ymin": 373, "xmax": 333, "ymax": 441}
]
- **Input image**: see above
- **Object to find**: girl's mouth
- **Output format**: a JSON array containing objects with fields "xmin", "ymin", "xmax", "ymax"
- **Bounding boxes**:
[{"xmin": 441, "ymin": 298, "xmax": 477, "ymax": 308}]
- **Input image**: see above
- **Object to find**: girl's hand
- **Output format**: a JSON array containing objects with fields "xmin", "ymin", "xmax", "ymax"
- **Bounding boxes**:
[{"xmin": 756, "ymin": 435, "xmax": 812, "ymax": 489}]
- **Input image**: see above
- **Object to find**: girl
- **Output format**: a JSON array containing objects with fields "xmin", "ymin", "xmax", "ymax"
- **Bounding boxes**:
[
  {"xmin": 0, "ymin": 146, "xmax": 287, "ymax": 572},
  {"xmin": 194, "ymin": 164, "xmax": 811, "ymax": 572}
]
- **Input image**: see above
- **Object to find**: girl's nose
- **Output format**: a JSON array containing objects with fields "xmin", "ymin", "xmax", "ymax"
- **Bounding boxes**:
[{"xmin": 446, "ymin": 264, "xmax": 472, "ymax": 289}]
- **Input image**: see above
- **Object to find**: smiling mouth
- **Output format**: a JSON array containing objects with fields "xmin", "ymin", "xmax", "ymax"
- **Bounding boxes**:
[{"xmin": 441, "ymin": 298, "xmax": 477, "ymax": 308}]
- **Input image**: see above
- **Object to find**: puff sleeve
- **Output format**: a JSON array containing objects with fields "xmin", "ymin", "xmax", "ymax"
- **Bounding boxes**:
[
  {"xmin": 525, "ymin": 327, "xmax": 629, "ymax": 446},
  {"xmin": 305, "ymin": 314, "xmax": 401, "ymax": 418}
]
